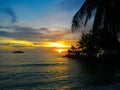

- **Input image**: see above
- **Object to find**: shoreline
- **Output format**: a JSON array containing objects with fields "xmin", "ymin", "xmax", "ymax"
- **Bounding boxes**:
[{"xmin": 64, "ymin": 54, "xmax": 120, "ymax": 64}]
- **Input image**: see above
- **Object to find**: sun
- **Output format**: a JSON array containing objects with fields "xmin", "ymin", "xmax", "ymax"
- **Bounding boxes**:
[
  {"xmin": 57, "ymin": 49, "xmax": 62, "ymax": 53},
  {"xmin": 55, "ymin": 49, "xmax": 67, "ymax": 53}
]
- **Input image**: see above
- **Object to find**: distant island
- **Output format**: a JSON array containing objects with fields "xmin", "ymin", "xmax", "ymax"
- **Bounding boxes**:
[{"xmin": 12, "ymin": 51, "xmax": 24, "ymax": 53}]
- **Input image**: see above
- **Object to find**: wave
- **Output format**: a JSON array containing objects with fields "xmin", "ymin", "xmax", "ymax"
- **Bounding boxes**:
[{"xmin": 0, "ymin": 63, "xmax": 67, "ymax": 67}]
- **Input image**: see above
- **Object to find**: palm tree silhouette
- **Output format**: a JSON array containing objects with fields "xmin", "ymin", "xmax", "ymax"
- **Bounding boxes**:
[{"xmin": 72, "ymin": 0, "xmax": 120, "ymax": 51}]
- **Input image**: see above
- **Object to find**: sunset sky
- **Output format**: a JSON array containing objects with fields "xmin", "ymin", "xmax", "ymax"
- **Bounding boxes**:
[{"xmin": 0, "ymin": 0, "xmax": 85, "ymax": 52}]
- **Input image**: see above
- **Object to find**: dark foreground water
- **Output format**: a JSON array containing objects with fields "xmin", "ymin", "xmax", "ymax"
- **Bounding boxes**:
[{"xmin": 0, "ymin": 52, "xmax": 120, "ymax": 90}]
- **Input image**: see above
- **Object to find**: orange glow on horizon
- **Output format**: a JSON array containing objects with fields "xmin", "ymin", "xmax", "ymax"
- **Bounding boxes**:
[
  {"xmin": 45, "ymin": 42, "xmax": 70, "ymax": 48},
  {"xmin": 0, "ymin": 37, "xmax": 72, "ymax": 51}
]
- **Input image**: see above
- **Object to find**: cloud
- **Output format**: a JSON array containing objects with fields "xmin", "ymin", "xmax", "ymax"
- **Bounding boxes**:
[
  {"xmin": 0, "ymin": 21, "xmax": 81, "ymax": 52},
  {"xmin": 1, "ymin": 8, "xmax": 16, "ymax": 23},
  {"xmin": 0, "ymin": 22, "xmax": 82, "ymax": 43},
  {"xmin": 0, "ymin": 8, "xmax": 17, "ymax": 27}
]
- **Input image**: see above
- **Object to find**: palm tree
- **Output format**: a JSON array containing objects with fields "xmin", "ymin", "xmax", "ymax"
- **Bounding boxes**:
[
  {"xmin": 78, "ymin": 31, "xmax": 99, "ymax": 56},
  {"xmin": 67, "ymin": 46, "xmax": 76, "ymax": 55},
  {"xmin": 72, "ymin": 0, "xmax": 120, "ymax": 51}
]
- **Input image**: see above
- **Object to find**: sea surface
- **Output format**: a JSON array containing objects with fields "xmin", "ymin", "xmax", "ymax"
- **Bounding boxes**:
[{"xmin": 0, "ymin": 52, "xmax": 120, "ymax": 90}]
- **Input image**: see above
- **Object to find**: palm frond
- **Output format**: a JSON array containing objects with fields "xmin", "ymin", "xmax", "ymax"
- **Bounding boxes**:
[{"xmin": 72, "ymin": 0, "xmax": 97, "ymax": 31}]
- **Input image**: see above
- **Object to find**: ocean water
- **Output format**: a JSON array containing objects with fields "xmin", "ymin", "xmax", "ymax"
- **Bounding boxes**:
[{"xmin": 0, "ymin": 52, "xmax": 120, "ymax": 90}]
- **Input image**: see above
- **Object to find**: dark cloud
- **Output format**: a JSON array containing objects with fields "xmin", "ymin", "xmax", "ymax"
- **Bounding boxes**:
[
  {"xmin": 0, "ymin": 8, "xmax": 17, "ymax": 28},
  {"xmin": 0, "ymin": 25, "xmax": 4, "ymax": 28},
  {"xmin": 15, "ymin": 27, "xmax": 38, "ymax": 34},
  {"xmin": 39, "ymin": 28, "xmax": 50, "ymax": 33},
  {"xmin": 0, "ymin": 25, "xmax": 72, "ymax": 42},
  {"xmin": 0, "ymin": 31, "xmax": 10, "ymax": 36},
  {"xmin": 40, "ymin": 28, "xmax": 49, "ymax": 31},
  {"xmin": 0, "ymin": 26, "xmax": 37, "ymax": 40},
  {"xmin": 0, "ymin": 8, "xmax": 17, "ymax": 23}
]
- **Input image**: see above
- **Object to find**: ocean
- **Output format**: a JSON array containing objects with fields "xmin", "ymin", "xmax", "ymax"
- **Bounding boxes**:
[{"xmin": 0, "ymin": 52, "xmax": 120, "ymax": 90}]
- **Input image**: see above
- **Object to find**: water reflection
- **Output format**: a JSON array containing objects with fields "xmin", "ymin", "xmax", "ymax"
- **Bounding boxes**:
[
  {"xmin": 0, "ymin": 53, "xmax": 120, "ymax": 89},
  {"xmin": 65, "ymin": 59, "xmax": 120, "ymax": 89}
]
